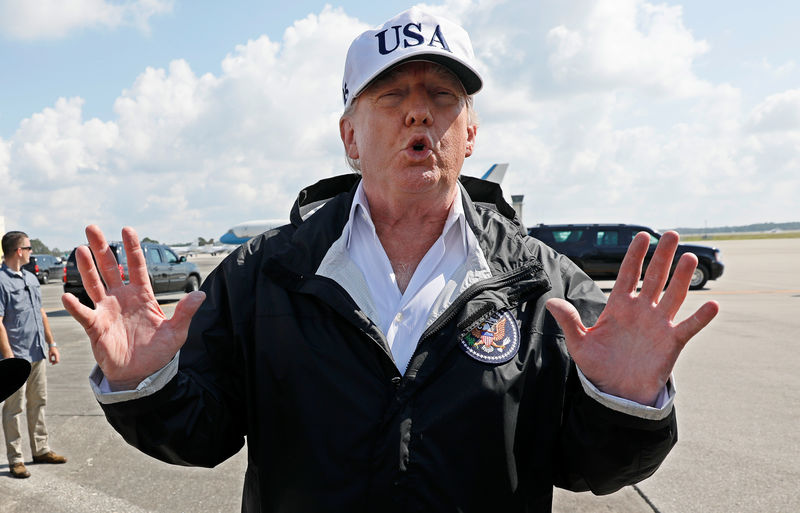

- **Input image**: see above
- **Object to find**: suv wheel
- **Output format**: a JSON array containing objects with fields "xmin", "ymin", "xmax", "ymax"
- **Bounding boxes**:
[
  {"xmin": 185, "ymin": 275, "xmax": 200, "ymax": 293},
  {"xmin": 40, "ymin": 271, "xmax": 49, "ymax": 285},
  {"xmin": 689, "ymin": 263, "xmax": 709, "ymax": 290}
]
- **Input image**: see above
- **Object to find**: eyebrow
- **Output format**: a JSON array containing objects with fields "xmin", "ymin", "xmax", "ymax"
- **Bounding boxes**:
[{"xmin": 368, "ymin": 62, "xmax": 465, "ymax": 93}]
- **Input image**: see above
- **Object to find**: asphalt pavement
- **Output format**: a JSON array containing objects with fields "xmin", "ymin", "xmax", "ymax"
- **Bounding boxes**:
[{"xmin": 1, "ymin": 239, "xmax": 798, "ymax": 512}]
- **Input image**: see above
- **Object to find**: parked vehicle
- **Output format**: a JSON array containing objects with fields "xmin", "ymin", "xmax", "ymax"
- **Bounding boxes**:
[
  {"xmin": 63, "ymin": 242, "xmax": 202, "ymax": 307},
  {"xmin": 527, "ymin": 223, "xmax": 724, "ymax": 290},
  {"xmin": 22, "ymin": 254, "xmax": 64, "ymax": 284}
]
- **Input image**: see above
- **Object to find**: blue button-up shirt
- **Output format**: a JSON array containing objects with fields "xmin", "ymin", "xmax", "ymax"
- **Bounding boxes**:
[{"xmin": 0, "ymin": 262, "xmax": 47, "ymax": 362}]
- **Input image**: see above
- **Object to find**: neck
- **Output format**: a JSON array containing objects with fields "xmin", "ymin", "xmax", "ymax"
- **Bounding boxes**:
[
  {"xmin": 365, "ymin": 188, "xmax": 457, "ymax": 293},
  {"xmin": 3, "ymin": 258, "xmax": 22, "ymax": 272}
]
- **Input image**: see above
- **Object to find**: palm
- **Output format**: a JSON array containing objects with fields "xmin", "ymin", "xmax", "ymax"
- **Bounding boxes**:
[
  {"xmin": 546, "ymin": 231, "xmax": 719, "ymax": 405},
  {"xmin": 62, "ymin": 226, "xmax": 205, "ymax": 390}
]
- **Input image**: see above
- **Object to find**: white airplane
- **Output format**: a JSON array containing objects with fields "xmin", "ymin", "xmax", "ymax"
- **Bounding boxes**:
[
  {"xmin": 174, "ymin": 238, "xmax": 237, "ymax": 257},
  {"xmin": 219, "ymin": 219, "xmax": 286, "ymax": 245},
  {"xmin": 219, "ymin": 164, "xmax": 510, "ymax": 245}
]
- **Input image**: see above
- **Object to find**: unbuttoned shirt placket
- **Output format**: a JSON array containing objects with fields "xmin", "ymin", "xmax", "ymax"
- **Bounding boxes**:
[{"xmin": 347, "ymin": 184, "xmax": 470, "ymax": 374}]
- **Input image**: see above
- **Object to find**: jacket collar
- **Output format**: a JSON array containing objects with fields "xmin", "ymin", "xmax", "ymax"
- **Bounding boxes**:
[
  {"xmin": 277, "ymin": 173, "xmax": 532, "ymax": 277},
  {"xmin": 288, "ymin": 173, "xmax": 521, "ymax": 231}
]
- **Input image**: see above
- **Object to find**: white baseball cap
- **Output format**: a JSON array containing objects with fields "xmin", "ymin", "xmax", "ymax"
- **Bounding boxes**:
[{"xmin": 341, "ymin": 7, "xmax": 483, "ymax": 109}]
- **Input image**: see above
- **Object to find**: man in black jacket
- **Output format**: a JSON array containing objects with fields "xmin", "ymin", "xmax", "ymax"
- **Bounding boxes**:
[{"xmin": 63, "ymin": 7, "xmax": 719, "ymax": 512}]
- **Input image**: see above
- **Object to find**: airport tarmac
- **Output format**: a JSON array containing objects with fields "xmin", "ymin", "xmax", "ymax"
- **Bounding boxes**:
[{"xmin": 1, "ymin": 238, "xmax": 798, "ymax": 512}]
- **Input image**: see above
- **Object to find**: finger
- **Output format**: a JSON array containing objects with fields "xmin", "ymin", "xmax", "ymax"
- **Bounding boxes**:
[
  {"xmin": 610, "ymin": 232, "xmax": 649, "ymax": 296},
  {"xmin": 639, "ymin": 231, "xmax": 680, "ymax": 303},
  {"xmin": 545, "ymin": 298, "xmax": 587, "ymax": 343},
  {"xmin": 85, "ymin": 225, "xmax": 123, "ymax": 289},
  {"xmin": 61, "ymin": 292, "xmax": 96, "ymax": 330},
  {"xmin": 121, "ymin": 227, "xmax": 151, "ymax": 289},
  {"xmin": 674, "ymin": 300, "xmax": 720, "ymax": 346},
  {"xmin": 75, "ymin": 245, "xmax": 107, "ymax": 304},
  {"xmin": 657, "ymin": 253, "xmax": 698, "ymax": 320},
  {"xmin": 162, "ymin": 291, "xmax": 206, "ymax": 341}
]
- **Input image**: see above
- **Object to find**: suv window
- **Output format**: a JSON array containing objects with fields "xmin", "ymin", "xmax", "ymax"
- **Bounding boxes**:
[
  {"xmin": 595, "ymin": 230, "xmax": 630, "ymax": 246},
  {"xmin": 106, "ymin": 245, "xmax": 127, "ymax": 265},
  {"xmin": 146, "ymin": 248, "xmax": 163, "ymax": 264},
  {"xmin": 163, "ymin": 248, "xmax": 179, "ymax": 264},
  {"xmin": 552, "ymin": 230, "xmax": 583, "ymax": 243}
]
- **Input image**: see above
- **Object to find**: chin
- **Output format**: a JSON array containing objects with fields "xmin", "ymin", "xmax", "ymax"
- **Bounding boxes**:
[{"xmin": 401, "ymin": 169, "xmax": 441, "ymax": 190}]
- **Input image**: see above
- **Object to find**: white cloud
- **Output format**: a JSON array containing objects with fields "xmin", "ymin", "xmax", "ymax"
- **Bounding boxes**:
[
  {"xmin": 747, "ymin": 89, "xmax": 800, "ymax": 133},
  {"xmin": 11, "ymin": 97, "xmax": 118, "ymax": 185},
  {"xmin": 545, "ymin": 0, "xmax": 711, "ymax": 97},
  {"xmin": 0, "ymin": 137, "xmax": 10, "ymax": 182},
  {"xmin": 0, "ymin": 0, "xmax": 172, "ymax": 40}
]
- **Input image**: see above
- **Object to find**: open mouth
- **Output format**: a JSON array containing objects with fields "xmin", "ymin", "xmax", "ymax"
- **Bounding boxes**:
[{"xmin": 407, "ymin": 135, "xmax": 432, "ymax": 155}]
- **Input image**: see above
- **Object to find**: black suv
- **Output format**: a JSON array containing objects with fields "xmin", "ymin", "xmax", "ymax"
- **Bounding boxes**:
[
  {"xmin": 63, "ymin": 242, "xmax": 202, "ymax": 307},
  {"xmin": 23, "ymin": 254, "xmax": 64, "ymax": 285},
  {"xmin": 528, "ymin": 223, "xmax": 724, "ymax": 289}
]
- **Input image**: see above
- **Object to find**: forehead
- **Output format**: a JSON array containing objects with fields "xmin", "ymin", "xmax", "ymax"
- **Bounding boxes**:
[{"xmin": 365, "ymin": 61, "xmax": 465, "ymax": 92}]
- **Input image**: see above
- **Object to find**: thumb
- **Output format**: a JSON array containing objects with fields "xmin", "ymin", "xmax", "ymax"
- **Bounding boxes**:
[
  {"xmin": 166, "ymin": 291, "xmax": 206, "ymax": 336},
  {"xmin": 545, "ymin": 298, "xmax": 587, "ymax": 342}
]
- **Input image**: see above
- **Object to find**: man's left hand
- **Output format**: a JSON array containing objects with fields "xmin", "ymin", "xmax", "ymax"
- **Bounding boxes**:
[
  {"xmin": 545, "ymin": 231, "xmax": 719, "ymax": 406},
  {"xmin": 48, "ymin": 345, "xmax": 60, "ymax": 365}
]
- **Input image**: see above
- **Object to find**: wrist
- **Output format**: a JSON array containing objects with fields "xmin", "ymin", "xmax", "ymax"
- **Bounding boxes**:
[{"xmin": 48, "ymin": 342, "xmax": 57, "ymax": 348}]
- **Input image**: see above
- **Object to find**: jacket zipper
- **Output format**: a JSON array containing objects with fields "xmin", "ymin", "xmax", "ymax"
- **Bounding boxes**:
[{"xmin": 402, "ymin": 261, "xmax": 543, "ymax": 373}]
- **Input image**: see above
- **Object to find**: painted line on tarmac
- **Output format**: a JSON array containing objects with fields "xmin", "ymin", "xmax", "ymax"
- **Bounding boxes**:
[{"xmin": 692, "ymin": 289, "xmax": 800, "ymax": 295}]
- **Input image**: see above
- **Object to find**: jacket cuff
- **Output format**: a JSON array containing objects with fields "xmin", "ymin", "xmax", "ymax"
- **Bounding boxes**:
[
  {"xmin": 89, "ymin": 352, "xmax": 180, "ymax": 405},
  {"xmin": 576, "ymin": 367, "xmax": 675, "ymax": 421}
]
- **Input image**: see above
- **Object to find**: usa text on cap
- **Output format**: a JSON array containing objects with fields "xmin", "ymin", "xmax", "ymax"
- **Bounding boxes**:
[{"xmin": 342, "ymin": 7, "xmax": 483, "ymax": 109}]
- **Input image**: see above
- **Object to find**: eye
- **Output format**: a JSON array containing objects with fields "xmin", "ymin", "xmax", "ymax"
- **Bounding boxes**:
[
  {"xmin": 433, "ymin": 89, "xmax": 460, "ymax": 105},
  {"xmin": 374, "ymin": 89, "xmax": 404, "ymax": 106}
]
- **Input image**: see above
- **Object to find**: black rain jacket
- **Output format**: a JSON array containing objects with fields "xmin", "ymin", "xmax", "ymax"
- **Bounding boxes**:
[{"xmin": 100, "ymin": 174, "xmax": 677, "ymax": 512}]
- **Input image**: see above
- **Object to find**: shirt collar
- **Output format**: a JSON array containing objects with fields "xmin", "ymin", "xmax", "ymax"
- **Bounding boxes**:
[
  {"xmin": 0, "ymin": 262, "xmax": 25, "ymax": 281},
  {"xmin": 346, "ymin": 180, "xmax": 469, "ymax": 254}
]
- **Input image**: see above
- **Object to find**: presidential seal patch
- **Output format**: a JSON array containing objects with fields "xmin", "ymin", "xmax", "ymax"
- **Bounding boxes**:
[{"xmin": 460, "ymin": 311, "xmax": 520, "ymax": 364}]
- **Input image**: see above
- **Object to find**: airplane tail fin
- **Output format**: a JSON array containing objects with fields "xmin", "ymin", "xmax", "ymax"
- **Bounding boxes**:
[{"xmin": 480, "ymin": 163, "xmax": 509, "ymax": 184}]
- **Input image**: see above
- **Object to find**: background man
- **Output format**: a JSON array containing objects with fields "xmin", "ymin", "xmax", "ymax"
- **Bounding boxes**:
[
  {"xmin": 63, "ymin": 8, "xmax": 718, "ymax": 511},
  {"xmin": 1, "ymin": 231, "xmax": 67, "ymax": 479}
]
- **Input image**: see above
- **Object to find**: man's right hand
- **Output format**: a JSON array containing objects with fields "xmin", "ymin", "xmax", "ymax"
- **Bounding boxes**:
[{"xmin": 62, "ymin": 225, "xmax": 205, "ymax": 391}]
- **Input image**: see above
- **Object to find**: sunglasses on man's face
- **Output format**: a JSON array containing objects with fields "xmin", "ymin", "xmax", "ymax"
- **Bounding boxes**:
[{"xmin": 18, "ymin": 247, "xmax": 32, "ymax": 251}]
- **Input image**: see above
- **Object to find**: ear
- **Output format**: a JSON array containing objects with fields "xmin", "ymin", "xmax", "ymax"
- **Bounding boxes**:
[
  {"xmin": 465, "ymin": 124, "xmax": 477, "ymax": 158},
  {"xmin": 339, "ymin": 116, "xmax": 359, "ymax": 160}
]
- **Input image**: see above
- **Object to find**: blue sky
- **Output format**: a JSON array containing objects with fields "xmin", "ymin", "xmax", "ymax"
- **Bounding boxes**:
[{"xmin": 1, "ymin": 0, "xmax": 798, "ymax": 250}]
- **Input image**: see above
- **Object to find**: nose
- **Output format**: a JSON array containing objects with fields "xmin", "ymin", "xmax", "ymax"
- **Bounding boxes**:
[{"xmin": 404, "ymin": 90, "xmax": 433, "ymax": 127}]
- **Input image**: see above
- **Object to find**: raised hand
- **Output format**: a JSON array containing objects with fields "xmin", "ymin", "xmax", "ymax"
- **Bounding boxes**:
[
  {"xmin": 545, "ymin": 231, "xmax": 719, "ymax": 406},
  {"xmin": 62, "ymin": 225, "xmax": 205, "ymax": 390}
]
